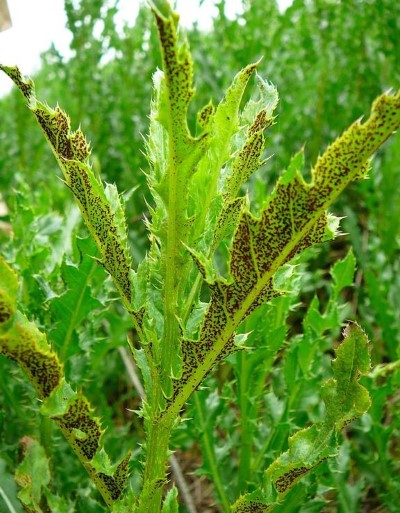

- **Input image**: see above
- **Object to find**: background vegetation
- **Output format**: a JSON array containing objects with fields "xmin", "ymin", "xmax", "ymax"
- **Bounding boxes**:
[{"xmin": 0, "ymin": 1, "xmax": 399, "ymax": 512}]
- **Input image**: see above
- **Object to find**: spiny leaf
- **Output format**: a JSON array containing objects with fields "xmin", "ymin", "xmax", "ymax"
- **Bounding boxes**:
[
  {"xmin": 0, "ymin": 65, "xmax": 135, "ymax": 314},
  {"xmin": 151, "ymin": 64, "xmax": 278, "ymax": 406},
  {"xmin": 210, "ymin": 78, "xmax": 278, "ymax": 253},
  {"xmin": 165, "ymin": 89, "xmax": 400, "ymax": 420},
  {"xmin": 144, "ymin": 5, "xmax": 210, "ymax": 400},
  {"xmin": 191, "ymin": 66, "xmax": 275, "ymax": 257},
  {"xmin": 212, "ymin": 62, "xmax": 261, "ymax": 166},
  {"xmin": 232, "ymin": 323, "xmax": 371, "ymax": 512},
  {"xmin": 191, "ymin": 62, "xmax": 261, "ymax": 211},
  {"xmin": 150, "ymin": 7, "xmax": 207, "ymax": 187},
  {"xmin": 223, "ymin": 75, "xmax": 278, "ymax": 201},
  {"xmin": 0, "ymin": 258, "xmax": 131, "ymax": 508},
  {"xmin": 0, "ymin": 309, "xmax": 63, "ymax": 399},
  {"xmin": 322, "ymin": 322, "xmax": 371, "ymax": 430}
]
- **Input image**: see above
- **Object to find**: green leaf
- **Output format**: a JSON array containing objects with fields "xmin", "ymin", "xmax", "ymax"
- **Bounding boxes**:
[
  {"xmin": 144, "ymin": 5, "xmax": 211, "ymax": 401},
  {"xmin": 161, "ymin": 486, "xmax": 179, "ymax": 513},
  {"xmin": 304, "ymin": 295, "xmax": 333, "ymax": 334},
  {"xmin": 165, "ymin": 89, "xmax": 400, "ymax": 421},
  {"xmin": 322, "ymin": 323, "xmax": 371, "ymax": 430},
  {"xmin": 45, "ymin": 493, "xmax": 73, "ymax": 513},
  {"xmin": 49, "ymin": 237, "xmax": 104, "ymax": 360},
  {"xmin": 223, "ymin": 76, "xmax": 277, "ymax": 200},
  {"xmin": 331, "ymin": 248, "xmax": 356, "ymax": 299},
  {"xmin": 231, "ymin": 323, "xmax": 371, "ymax": 512},
  {"xmin": 0, "ymin": 258, "xmax": 132, "ymax": 509},
  {"xmin": 213, "ymin": 62, "xmax": 260, "ymax": 168},
  {"xmin": 0, "ymin": 310, "xmax": 63, "ymax": 399},
  {"xmin": 14, "ymin": 439, "xmax": 75, "ymax": 513},
  {"xmin": 15, "ymin": 438, "xmax": 50, "ymax": 513},
  {"xmin": 0, "ymin": 65, "xmax": 135, "ymax": 315},
  {"xmin": 148, "ymin": 0, "xmax": 175, "ymax": 21}
]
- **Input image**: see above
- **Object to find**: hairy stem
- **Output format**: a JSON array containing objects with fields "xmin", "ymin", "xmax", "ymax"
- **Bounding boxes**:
[
  {"xmin": 118, "ymin": 347, "xmax": 198, "ymax": 513},
  {"xmin": 136, "ymin": 417, "xmax": 174, "ymax": 513}
]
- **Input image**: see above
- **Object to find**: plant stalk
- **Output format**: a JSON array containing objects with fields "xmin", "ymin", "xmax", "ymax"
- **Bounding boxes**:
[{"xmin": 136, "ymin": 416, "xmax": 174, "ymax": 513}]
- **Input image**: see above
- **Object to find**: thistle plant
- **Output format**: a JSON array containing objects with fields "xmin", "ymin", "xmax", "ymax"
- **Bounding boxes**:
[{"xmin": 1, "ymin": 1, "xmax": 400, "ymax": 512}]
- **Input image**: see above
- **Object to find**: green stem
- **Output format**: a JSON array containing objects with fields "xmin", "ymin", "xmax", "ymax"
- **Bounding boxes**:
[
  {"xmin": 161, "ymin": 148, "xmax": 181, "ymax": 401},
  {"xmin": 136, "ymin": 417, "xmax": 174, "ymax": 513}
]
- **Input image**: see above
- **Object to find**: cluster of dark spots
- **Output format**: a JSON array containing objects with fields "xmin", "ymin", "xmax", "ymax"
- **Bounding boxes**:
[
  {"xmin": 166, "ymin": 324, "xmax": 238, "ymax": 409},
  {"xmin": 275, "ymin": 466, "xmax": 310, "ymax": 492},
  {"xmin": 228, "ymin": 131, "xmax": 264, "ymax": 195},
  {"xmin": 34, "ymin": 99, "xmax": 90, "ymax": 164},
  {"xmin": 240, "ymin": 63, "xmax": 258, "ymax": 82},
  {"xmin": 0, "ymin": 337, "xmax": 16, "ymax": 360},
  {"xmin": 35, "ymin": 108, "xmax": 57, "ymax": 149},
  {"xmin": 188, "ymin": 251, "xmax": 207, "ymax": 280},
  {"xmin": 97, "ymin": 473, "xmax": 122, "ymax": 501},
  {"xmin": 34, "ymin": 106, "xmax": 76, "ymax": 160},
  {"xmin": 243, "ymin": 280, "xmax": 280, "ymax": 320},
  {"xmin": 0, "ymin": 298, "xmax": 13, "ymax": 324},
  {"xmin": 215, "ymin": 336, "xmax": 236, "ymax": 362},
  {"xmin": 7, "ymin": 323, "xmax": 62, "ymax": 398},
  {"xmin": 167, "ymin": 341, "xmax": 198, "ymax": 404},
  {"xmin": 52, "ymin": 397, "xmax": 101, "ymax": 460},
  {"xmin": 217, "ymin": 197, "xmax": 242, "ymax": 231},
  {"xmin": 154, "ymin": 11, "xmax": 194, "ymax": 139},
  {"xmin": 132, "ymin": 307, "xmax": 145, "ymax": 330},
  {"xmin": 198, "ymin": 103, "xmax": 214, "ymax": 128},
  {"xmin": 248, "ymin": 109, "xmax": 271, "ymax": 136},
  {"xmin": 200, "ymin": 286, "xmax": 228, "ymax": 345},
  {"xmin": 64, "ymin": 161, "xmax": 133, "ymax": 303},
  {"xmin": 22, "ymin": 350, "xmax": 61, "ymax": 398},
  {"xmin": 234, "ymin": 500, "xmax": 270, "ymax": 513},
  {"xmin": 312, "ymin": 93, "xmax": 400, "ymax": 195},
  {"xmin": 54, "ymin": 107, "xmax": 74, "ymax": 158},
  {"xmin": 70, "ymin": 128, "xmax": 90, "ymax": 162},
  {"xmin": 0, "ymin": 66, "xmax": 34, "ymax": 99},
  {"xmin": 66, "ymin": 165, "xmax": 90, "ymax": 209},
  {"xmin": 114, "ymin": 453, "xmax": 131, "ymax": 491},
  {"xmin": 181, "ymin": 339, "xmax": 202, "ymax": 368},
  {"xmin": 342, "ymin": 416, "xmax": 358, "ymax": 427}
]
